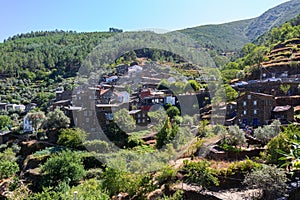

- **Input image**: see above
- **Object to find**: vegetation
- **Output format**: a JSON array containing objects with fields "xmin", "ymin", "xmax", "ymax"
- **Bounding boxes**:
[
  {"xmin": 182, "ymin": 160, "xmax": 219, "ymax": 188},
  {"xmin": 243, "ymin": 164, "xmax": 288, "ymax": 200},
  {"xmin": 40, "ymin": 150, "xmax": 86, "ymax": 188},
  {"xmin": 0, "ymin": 115, "xmax": 12, "ymax": 130},
  {"xmin": 265, "ymin": 124, "xmax": 300, "ymax": 165},
  {"xmin": 180, "ymin": 0, "xmax": 300, "ymax": 52},
  {"xmin": 254, "ymin": 120, "xmax": 281, "ymax": 144},
  {"xmin": 0, "ymin": 148, "xmax": 19, "ymax": 179},
  {"xmin": 44, "ymin": 108, "xmax": 70, "ymax": 130},
  {"xmin": 57, "ymin": 128, "xmax": 87, "ymax": 149},
  {"xmin": 1, "ymin": 5, "xmax": 300, "ymax": 199},
  {"xmin": 226, "ymin": 125, "xmax": 247, "ymax": 147}
]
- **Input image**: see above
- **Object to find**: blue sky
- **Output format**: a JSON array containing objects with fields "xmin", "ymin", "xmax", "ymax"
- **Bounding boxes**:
[{"xmin": 0, "ymin": 0, "xmax": 289, "ymax": 42}]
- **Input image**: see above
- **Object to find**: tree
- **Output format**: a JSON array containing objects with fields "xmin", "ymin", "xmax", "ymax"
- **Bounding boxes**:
[
  {"xmin": 156, "ymin": 118, "xmax": 172, "ymax": 149},
  {"xmin": 57, "ymin": 128, "xmax": 87, "ymax": 149},
  {"xmin": 44, "ymin": 108, "xmax": 70, "ymax": 130},
  {"xmin": 41, "ymin": 150, "xmax": 86, "ymax": 187},
  {"xmin": 254, "ymin": 125, "xmax": 277, "ymax": 145},
  {"xmin": 224, "ymin": 84, "xmax": 238, "ymax": 101},
  {"xmin": 0, "ymin": 115, "xmax": 12, "ymax": 130},
  {"xmin": 187, "ymin": 80, "xmax": 200, "ymax": 92},
  {"xmin": 166, "ymin": 106, "xmax": 180, "ymax": 119},
  {"xmin": 243, "ymin": 164, "xmax": 287, "ymax": 200},
  {"xmin": 27, "ymin": 111, "xmax": 46, "ymax": 132},
  {"xmin": 226, "ymin": 125, "xmax": 246, "ymax": 146},
  {"xmin": 198, "ymin": 119, "xmax": 210, "ymax": 137},
  {"xmin": 113, "ymin": 108, "xmax": 136, "ymax": 133}
]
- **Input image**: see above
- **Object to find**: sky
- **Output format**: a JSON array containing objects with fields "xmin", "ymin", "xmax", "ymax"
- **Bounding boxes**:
[{"xmin": 0, "ymin": 0, "xmax": 290, "ymax": 42}]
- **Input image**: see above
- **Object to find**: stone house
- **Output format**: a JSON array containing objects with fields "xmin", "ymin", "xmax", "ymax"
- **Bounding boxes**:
[
  {"xmin": 129, "ymin": 110, "xmax": 149, "ymax": 126},
  {"xmin": 272, "ymin": 105, "xmax": 294, "ymax": 124},
  {"xmin": 236, "ymin": 92, "xmax": 276, "ymax": 127}
]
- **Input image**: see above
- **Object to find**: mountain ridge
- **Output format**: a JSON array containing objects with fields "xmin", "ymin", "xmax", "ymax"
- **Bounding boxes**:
[{"xmin": 180, "ymin": 0, "xmax": 300, "ymax": 51}]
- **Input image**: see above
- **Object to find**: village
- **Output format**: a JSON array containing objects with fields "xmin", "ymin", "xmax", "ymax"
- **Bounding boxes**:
[{"xmin": 1, "ymin": 40, "xmax": 300, "ymax": 147}]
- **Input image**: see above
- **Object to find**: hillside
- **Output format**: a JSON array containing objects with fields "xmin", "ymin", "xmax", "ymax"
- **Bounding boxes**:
[
  {"xmin": 0, "ymin": 31, "xmax": 114, "ymax": 79},
  {"xmin": 179, "ymin": 19, "xmax": 252, "ymax": 51},
  {"xmin": 180, "ymin": 0, "xmax": 300, "ymax": 51}
]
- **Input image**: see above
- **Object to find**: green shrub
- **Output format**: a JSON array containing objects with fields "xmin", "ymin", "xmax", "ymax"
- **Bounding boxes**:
[
  {"xmin": 182, "ymin": 160, "xmax": 219, "ymax": 188},
  {"xmin": 57, "ymin": 128, "xmax": 87, "ymax": 149},
  {"xmin": 41, "ymin": 150, "xmax": 86, "ymax": 187},
  {"xmin": 265, "ymin": 124, "xmax": 300, "ymax": 164},
  {"xmin": 243, "ymin": 164, "xmax": 287, "ymax": 200},
  {"xmin": 156, "ymin": 165, "xmax": 177, "ymax": 184}
]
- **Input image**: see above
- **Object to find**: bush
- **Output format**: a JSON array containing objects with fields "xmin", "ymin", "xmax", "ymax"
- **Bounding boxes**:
[
  {"xmin": 254, "ymin": 120, "xmax": 281, "ymax": 144},
  {"xmin": 102, "ymin": 167, "xmax": 154, "ymax": 197},
  {"xmin": 182, "ymin": 160, "xmax": 219, "ymax": 188},
  {"xmin": 243, "ymin": 164, "xmax": 287, "ymax": 200},
  {"xmin": 226, "ymin": 125, "xmax": 246, "ymax": 146},
  {"xmin": 265, "ymin": 124, "xmax": 300, "ymax": 164},
  {"xmin": 156, "ymin": 165, "xmax": 177, "ymax": 184},
  {"xmin": 0, "ymin": 148, "xmax": 19, "ymax": 179},
  {"xmin": 83, "ymin": 140, "xmax": 111, "ymax": 153},
  {"xmin": 57, "ymin": 128, "xmax": 87, "ymax": 149},
  {"xmin": 41, "ymin": 150, "xmax": 86, "ymax": 187},
  {"xmin": 0, "ymin": 161, "xmax": 19, "ymax": 179}
]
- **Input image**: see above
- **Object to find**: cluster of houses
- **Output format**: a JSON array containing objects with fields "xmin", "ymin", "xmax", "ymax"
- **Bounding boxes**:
[
  {"xmin": 2, "ymin": 39, "xmax": 300, "ymax": 145},
  {"xmin": 48, "ymin": 63, "xmax": 210, "ymax": 134},
  {"xmin": 225, "ymin": 38, "xmax": 300, "ymax": 127}
]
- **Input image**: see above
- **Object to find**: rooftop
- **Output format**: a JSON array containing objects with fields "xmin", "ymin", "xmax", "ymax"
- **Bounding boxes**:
[{"xmin": 273, "ymin": 105, "xmax": 292, "ymax": 112}]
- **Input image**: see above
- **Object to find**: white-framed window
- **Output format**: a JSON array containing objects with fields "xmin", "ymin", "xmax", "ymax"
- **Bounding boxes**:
[
  {"xmin": 254, "ymin": 110, "xmax": 257, "ymax": 115},
  {"xmin": 243, "ymin": 101, "xmax": 247, "ymax": 106},
  {"xmin": 243, "ymin": 110, "xmax": 247, "ymax": 115},
  {"xmin": 253, "ymin": 100, "xmax": 257, "ymax": 106},
  {"xmin": 142, "ymin": 119, "xmax": 145, "ymax": 123},
  {"xmin": 247, "ymin": 95, "xmax": 251, "ymax": 100}
]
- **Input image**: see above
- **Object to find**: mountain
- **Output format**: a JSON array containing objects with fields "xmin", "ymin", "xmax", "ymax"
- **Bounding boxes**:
[{"xmin": 180, "ymin": 0, "xmax": 300, "ymax": 51}]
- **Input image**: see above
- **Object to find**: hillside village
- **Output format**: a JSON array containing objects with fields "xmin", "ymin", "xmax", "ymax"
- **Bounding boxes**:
[
  {"xmin": 0, "ymin": 37, "xmax": 300, "ymax": 199},
  {"xmin": 1, "ymin": 3, "xmax": 300, "ymax": 199}
]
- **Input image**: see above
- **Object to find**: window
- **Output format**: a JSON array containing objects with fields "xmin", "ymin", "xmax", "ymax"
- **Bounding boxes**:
[
  {"xmin": 253, "ymin": 100, "xmax": 257, "ymax": 106},
  {"xmin": 254, "ymin": 110, "xmax": 257, "ymax": 115},
  {"xmin": 243, "ymin": 110, "xmax": 247, "ymax": 115},
  {"xmin": 243, "ymin": 101, "xmax": 247, "ymax": 106},
  {"xmin": 230, "ymin": 105, "xmax": 233, "ymax": 110},
  {"xmin": 247, "ymin": 95, "xmax": 251, "ymax": 99}
]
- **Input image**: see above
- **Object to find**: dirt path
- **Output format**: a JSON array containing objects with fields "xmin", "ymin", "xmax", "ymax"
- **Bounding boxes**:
[
  {"xmin": 197, "ymin": 135, "xmax": 222, "ymax": 158},
  {"xmin": 171, "ymin": 135, "xmax": 222, "ymax": 169}
]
